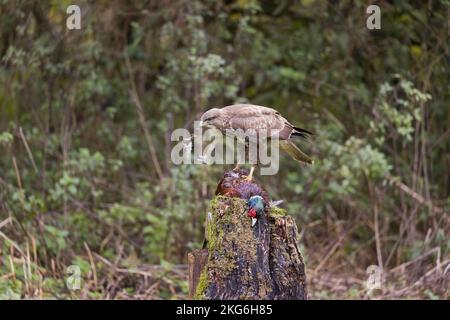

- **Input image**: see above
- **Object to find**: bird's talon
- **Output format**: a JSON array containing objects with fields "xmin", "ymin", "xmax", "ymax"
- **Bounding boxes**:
[{"xmin": 244, "ymin": 166, "xmax": 255, "ymax": 181}]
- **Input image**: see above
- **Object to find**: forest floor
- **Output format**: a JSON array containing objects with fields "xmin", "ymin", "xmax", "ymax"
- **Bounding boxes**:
[
  {"xmin": 67, "ymin": 259, "xmax": 448, "ymax": 300},
  {"xmin": 1, "ymin": 242, "xmax": 448, "ymax": 299}
]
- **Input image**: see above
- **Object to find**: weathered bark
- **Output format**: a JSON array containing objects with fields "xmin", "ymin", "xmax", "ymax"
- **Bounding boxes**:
[
  {"xmin": 188, "ymin": 249, "xmax": 208, "ymax": 298},
  {"xmin": 188, "ymin": 171, "xmax": 307, "ymax": 300}
]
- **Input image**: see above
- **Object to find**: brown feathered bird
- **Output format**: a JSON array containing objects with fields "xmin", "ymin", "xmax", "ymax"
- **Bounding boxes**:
[{"xmin": 200, "ymin": 104, "xmax": 313, "ymax": 179}]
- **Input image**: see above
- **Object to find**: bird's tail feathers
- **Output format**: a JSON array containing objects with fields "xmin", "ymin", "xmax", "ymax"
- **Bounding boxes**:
[
  {"xmin": 279, "ymin": 140, "xmax": 314, "ymax": 165},
  {"xmin": 291, "ymin": 126, "xmax": 313, "ymax": 139},
  {"xmin": 270, "ymin": 199, "xmax": 284, "ymax": 207}
]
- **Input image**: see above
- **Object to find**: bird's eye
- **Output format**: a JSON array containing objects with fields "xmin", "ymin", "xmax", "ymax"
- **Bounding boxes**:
[{"xmin": 205, "ymin": 116, "xmax": 217, "ymax": 121}]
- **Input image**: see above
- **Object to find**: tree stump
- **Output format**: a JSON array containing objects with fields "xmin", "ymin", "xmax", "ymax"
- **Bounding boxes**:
[{"xmin": 188, "ymin": 170, "xmax": 307, "ymax": 300}]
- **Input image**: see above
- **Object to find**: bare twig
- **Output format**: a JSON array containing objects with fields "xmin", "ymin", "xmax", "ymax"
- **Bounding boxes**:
[
  {"xmin": 371, "ymin": 185, "xmax": 384, "ymax": 269},
  {"xmin": 390, "ymin": 178, "xmax": 448, "ymax": 219},
  {"xmin": 389, "ymin": 246, "xmax": 441, "ymax": 274},
  {"xmin": 0, "ymin": 230, "xmax": 25, "ymax": 257},
  {"xmin": 18, "ymin": 127, "xmax": 38, "ymax": 173},
  {"xmin": 12, "ymin": 156, "xmax": 23, "ymax": 190},
  {"xmin": 124, "ymin": 51, "xmax": 164, "ymax": 181},
  {"xmin": 84, "ymin": 242, "xmax": 99, "ymax": 290},
  {"xmin": 0, "ymin": 217, "xmax": 12, "ymax": 230}
]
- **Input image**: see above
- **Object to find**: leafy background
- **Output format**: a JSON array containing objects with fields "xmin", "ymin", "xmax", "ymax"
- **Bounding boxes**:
[{"xmin": 0, "ymin": 0, "xmax": 449, "ymax": 299}]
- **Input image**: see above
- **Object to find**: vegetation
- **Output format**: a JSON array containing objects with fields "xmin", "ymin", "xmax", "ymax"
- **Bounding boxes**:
[{"xmin": 0, "ymin": 0, "xmax": 449, "ymax": 299}]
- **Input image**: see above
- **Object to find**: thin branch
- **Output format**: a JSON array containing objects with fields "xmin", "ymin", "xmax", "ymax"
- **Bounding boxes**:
[
  {"xmin": 18, "ymin": 127, "xmax": 38, "ymax": 173},
  {"xmin": 124, "ymin": 51, "xmax": 164, "ymax": 181}
]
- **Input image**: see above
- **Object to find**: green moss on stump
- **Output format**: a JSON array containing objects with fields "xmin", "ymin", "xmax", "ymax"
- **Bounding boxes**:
[
  {"xmin": 194, "ymin": 195, "xmax": 307, "ymax": 299},
  {"xmin": 193, "ymin": 267, "xmax": 209, "ymax": 299},
  {"xmin": 269, "ymin": 206, "xmax": 286, "ymax": 217}
]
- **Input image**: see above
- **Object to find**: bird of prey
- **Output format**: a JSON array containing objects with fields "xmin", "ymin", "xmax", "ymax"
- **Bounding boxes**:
[{"xmin": 200, "ymin": 104, "xmax": 313, "ymax": 180}]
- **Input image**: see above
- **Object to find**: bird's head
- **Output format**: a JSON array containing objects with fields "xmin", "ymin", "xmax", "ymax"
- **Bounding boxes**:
[
  {"xmin": 199, "ymin": 108, "xmax": 221, "ymax": 128},
  {"xmin": 248, "ymin": 195, "xmax": 265, "ymax": 212}
]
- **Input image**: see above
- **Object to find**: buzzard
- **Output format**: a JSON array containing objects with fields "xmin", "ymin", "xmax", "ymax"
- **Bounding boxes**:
[{"xmin": 200, "ymin": 104, "xmax": 313, "ymax": 180}]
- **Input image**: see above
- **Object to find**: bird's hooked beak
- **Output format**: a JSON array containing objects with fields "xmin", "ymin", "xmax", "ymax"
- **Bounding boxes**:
[
  {"xmin": 198, "ymin": 114, "xmax": 209, "ymax": 128},
  {"xmin": 199, "ymin": 108, "xmax": 221, "ymax": 129},
  {"xmin": 197, "ymin": 113, "xmax": 207, "ymax": 129},
  {"xmin": 198, "ymin": 118, "xmax": 215, "ymax": 129}
]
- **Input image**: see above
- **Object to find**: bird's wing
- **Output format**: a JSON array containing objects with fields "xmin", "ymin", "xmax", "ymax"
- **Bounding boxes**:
[{"xmin": 217, "ymin": 104, "xmax": 314, "ymax": 165}]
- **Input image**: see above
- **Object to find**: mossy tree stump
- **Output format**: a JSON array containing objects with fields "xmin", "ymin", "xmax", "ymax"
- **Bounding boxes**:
[{"xmin": 188, "ymin": 171, "xmax": 307, "ymax": 300}]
